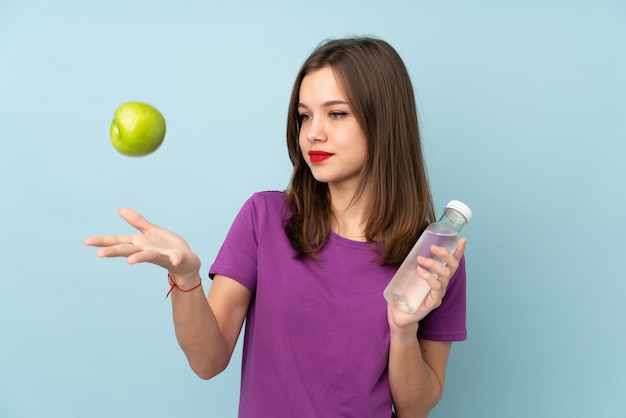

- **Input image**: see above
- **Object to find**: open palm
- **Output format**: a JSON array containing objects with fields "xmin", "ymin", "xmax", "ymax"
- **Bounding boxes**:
[{"xmin": 84, "ymin": 208, "xmax": 201, "ymax": 277}]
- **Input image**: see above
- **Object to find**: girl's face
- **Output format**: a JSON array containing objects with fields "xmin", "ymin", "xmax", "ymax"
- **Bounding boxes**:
[{"xmin": 297, "ymin": 66, "xmax": 368, "ymax": 193}]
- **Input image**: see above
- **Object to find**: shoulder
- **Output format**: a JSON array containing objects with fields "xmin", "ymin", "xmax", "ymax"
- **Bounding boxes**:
[
  {"xmin": 249, "ymin": 190, "xmax": 286, "ymax": 204},
  {"xmin": 245, "ymin": 191, "xmax": 289, "ymax": 216},
  {"xmin": 236, "ymin": 190, "xmax": 290, "ymax": 229}
]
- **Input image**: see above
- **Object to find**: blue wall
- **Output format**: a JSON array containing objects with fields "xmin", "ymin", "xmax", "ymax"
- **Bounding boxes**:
[{"xmin": 1, "ymin": 1, "xmax": 624, "ymax": 417}]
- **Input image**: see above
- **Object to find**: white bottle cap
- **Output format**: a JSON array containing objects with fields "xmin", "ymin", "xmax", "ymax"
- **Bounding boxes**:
[{"xmin": 445, "ymin": 200, "xmax": 472, "ymax": 222}]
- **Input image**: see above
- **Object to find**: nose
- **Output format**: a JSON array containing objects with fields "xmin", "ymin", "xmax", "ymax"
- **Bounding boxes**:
[{"xmin": 305, "ymin": 116, "xmax": 327, "ymax": 143}]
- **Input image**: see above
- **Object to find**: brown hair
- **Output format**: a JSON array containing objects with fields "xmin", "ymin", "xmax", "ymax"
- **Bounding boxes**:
[{"xmin": 284, "ymin": 36, "xmax": 435, "ymax": 266}]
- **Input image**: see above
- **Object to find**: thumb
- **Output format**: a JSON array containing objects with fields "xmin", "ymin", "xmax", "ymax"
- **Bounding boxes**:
[
  {"xmin": 119, "ymin": 208, "xmax": 153, "ymax": 233},
  {"xmin": 454, "ymin": 237, "xmax": 467, "ymax": 259}
]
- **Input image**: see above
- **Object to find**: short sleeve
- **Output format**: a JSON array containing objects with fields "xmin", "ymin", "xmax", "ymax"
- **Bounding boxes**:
[
  {"xmin": 208, "ymin": 195, "xmax": 260, "ymax": 293},
  {"xmin": 417, "ymin": 255, "xmax": 467, "ymax": 341}
]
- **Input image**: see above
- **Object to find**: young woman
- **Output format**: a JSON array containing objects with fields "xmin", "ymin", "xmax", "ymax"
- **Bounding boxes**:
[{"xmin": 85, "ymin": 37, "xmax": 467, "ymax": 418}]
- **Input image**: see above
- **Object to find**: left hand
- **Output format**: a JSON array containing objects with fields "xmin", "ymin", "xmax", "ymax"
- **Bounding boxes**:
[{"xmin": 387, "ymin": 238, "xmax": 467, "ymax": 334}]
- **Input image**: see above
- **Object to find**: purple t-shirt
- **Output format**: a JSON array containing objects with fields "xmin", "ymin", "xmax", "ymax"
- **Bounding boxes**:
[{"xmin": 209, "ymin": 191, "xmax": 466, "ymax": 418}]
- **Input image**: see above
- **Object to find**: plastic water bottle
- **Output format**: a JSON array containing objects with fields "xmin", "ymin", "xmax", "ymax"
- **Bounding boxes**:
[{"xmin": 384, "ymin": 200, "xmax": 472, "ymax": 314}]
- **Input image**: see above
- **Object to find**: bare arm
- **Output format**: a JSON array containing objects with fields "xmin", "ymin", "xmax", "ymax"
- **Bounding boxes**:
[
  {"xmin": 388, "ymin": 326, "xmax": 451, "ymax": 417},
  {"xmin": 387, "ymin": 238, "xmax": 466, "ymax": 418},
  {"xmin": 84, "ymin": 208, "xmax": 251, "ymax": 379},
  {"xmin": 169, "ymin": 273, "xmax": 251, "ymax": 379}
]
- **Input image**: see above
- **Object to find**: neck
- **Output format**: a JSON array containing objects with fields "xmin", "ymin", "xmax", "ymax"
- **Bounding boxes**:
[{"xmin": 328, "ymin": 184, "xmax": 371, "ymax": 242}]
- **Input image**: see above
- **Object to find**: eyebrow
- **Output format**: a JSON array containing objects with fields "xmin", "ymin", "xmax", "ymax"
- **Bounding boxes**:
[{"xmin": 298, "ymin": 100, "xmax": 350, "ymax": 109}]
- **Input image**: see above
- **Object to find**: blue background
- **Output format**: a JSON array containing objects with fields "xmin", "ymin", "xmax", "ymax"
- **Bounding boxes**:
[{"xmin": 1, "ymin": 1, "xmax": 625, "ymax": 417}]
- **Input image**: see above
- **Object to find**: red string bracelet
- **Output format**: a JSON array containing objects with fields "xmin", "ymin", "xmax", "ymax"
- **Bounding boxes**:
[{"xmin": 166, "ymin": 273, "xmax": 202, "ymax": 298}]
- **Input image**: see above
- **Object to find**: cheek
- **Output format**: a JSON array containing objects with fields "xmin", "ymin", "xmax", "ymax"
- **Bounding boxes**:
[
  {"xmin": 353, "ymin": 133, "xmax": 369, "ymax": 161},
  {"xmin": 297, "ymin": 136, "xmax": 309, "ymax": 165},
  {"xmin": 298, "ymin": 132, "xmax": 308, "ymax": 151}
]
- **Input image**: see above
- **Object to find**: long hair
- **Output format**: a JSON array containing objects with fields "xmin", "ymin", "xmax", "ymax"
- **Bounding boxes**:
[{"xmin": 284, "ymin": 36, "xmax": 435, "ymax": 266}]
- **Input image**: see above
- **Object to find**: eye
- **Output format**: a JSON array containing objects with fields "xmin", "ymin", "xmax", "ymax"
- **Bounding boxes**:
[
  {"xmin": 298, "ymin": 113, "xmax": 312, "ymax": 122},
  {"xmin": 330, "ymin": 111, "xmax": 347, "ymax": 119}
]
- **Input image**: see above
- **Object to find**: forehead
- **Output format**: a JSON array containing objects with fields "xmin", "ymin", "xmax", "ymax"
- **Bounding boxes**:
[{"xmin": 299, "ymin": 66, "xmax": 348, "ymax": 102}]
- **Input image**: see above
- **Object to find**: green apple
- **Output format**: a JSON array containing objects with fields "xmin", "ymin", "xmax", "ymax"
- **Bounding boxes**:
[{"xmin": 110, "ymin": 101, "xmax": 166, "ymax": 156}]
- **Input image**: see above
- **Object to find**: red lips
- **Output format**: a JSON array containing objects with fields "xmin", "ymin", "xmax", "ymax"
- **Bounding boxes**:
[{"xmin": 309, "ymin": 151, "xmax": 333, "ymax": 163}]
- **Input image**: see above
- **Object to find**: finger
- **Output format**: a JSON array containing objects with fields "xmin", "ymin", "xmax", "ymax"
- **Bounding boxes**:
[
  {"xmin": 417, "ymin": 255, "xmax": 453, "ymax": 280},
  {"xmin": 95, "ymin": 243, "xmax": 142, "ymax": 259},
  {"xmin": 84, "ymin": 234, "xmax": 136, "ymax": 248},
  {"xmin": 417, "ymin": 267, "xmax": 446, "ymax": 297},
  {"xmin": 83, "ymin": 236, "xmax": 101, "ymax": 246},
  {"xmin": 95, "ymin": 245, "xmax": 180, "ymax": 267},
  {"xmin": 416, "ymin": 266, "xmax": 439, "ymax": 285},
  {"xmin": 430, "ymin": 245, "xmax": 458, "ymax": 267},
  {"xmin": 118, "ymin": 208, "xmax": 154, "ymax": 233},
  {"xmin": 453, "ymin": 237, "xmax": 467, "ymax": 259},
  {"xmin": 127, "ymin": 248, "xmax": 184, "ymax": 268},
  {"xmin": 84, "ymin": 235, "xmax": 117, "ymax": 247}
]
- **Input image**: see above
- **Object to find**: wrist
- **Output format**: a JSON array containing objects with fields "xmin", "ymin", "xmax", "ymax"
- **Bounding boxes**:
[
  {"xmin": 166, "ymin": 272, "xmax": 202, "ymax": 298},
  {"xmin": 168, "ymin": 271, "xmax": 201, "ymax": 287},
  {"xmin": 389, "ymin": 322, "xmax": 420, "ymax": 339}
]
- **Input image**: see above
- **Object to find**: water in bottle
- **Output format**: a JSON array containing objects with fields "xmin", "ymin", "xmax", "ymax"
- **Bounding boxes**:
[{"xmin": 384, "ymin": 200, "xmax": 472, "ymax": 314}]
